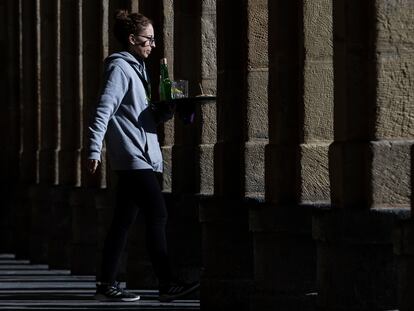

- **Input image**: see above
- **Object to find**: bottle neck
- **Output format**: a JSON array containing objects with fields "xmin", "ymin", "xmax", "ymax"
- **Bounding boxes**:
[{"xmin": 160, "ymin": 63, "xmax": 169, "ymax": 80}]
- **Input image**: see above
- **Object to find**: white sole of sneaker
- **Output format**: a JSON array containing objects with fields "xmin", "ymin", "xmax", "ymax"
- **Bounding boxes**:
[{"xmin": 94, "ymin": 293, "xmax": 141, "ymax": 302}]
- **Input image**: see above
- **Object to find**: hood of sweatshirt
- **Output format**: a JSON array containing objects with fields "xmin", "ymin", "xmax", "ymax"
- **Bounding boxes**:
[{"xmin": 105, "ymin": 51, "xmax": 146, "ymax": 73}]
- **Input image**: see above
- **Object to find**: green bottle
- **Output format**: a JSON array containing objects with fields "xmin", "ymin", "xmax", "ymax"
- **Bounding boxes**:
[{"xmin": 159, "ymin": 58, "xmax": 172, "ymax": 101}]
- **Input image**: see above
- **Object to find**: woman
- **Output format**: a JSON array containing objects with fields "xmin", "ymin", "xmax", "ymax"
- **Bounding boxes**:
[{"xmin": 87, "ymin": 10, "xmax": 198, "ymax": 302}]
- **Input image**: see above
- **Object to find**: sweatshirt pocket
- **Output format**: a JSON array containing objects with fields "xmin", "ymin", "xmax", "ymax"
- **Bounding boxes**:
[{"xmin": 145, "ymin": 132, "xmax": 163, "ymax": 165}]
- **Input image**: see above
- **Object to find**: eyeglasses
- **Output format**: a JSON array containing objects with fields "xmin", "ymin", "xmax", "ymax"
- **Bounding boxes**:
[{"xmin": 136, "ymin": 35, "xmax": 155, "ymax": 45}]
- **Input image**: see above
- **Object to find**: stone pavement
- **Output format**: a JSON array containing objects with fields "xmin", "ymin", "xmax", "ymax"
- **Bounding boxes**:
[{"xmin": 0, "ymin": 254, "xmax": 200, "ymax": 310}]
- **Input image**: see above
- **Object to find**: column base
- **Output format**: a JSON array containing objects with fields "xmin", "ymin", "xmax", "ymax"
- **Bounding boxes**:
[
  {"xmin": 313, "ymin": 208, "xmax": 410, "ymax": 311},
  {"xmin": 70, "ymin": 188, "xmax": 113, "ymax": 276},
  {"xmin": 11, "ymin": 183, "xmax": 31, "ymax": 259},
  {"xmin": 199, "ymin": 195, "xmax": 254, "ymax": 311},
  {"xmin": 29, "ymin": 185, "xmax": 51, "ymax": 264},
  {"xmin": 48, "ymin": 186, "xmax": 72, "ymax": 269},
  {"xmin": 395, "ymin": 219, "xmax": 414, "ymax": 311},
  {"xmin": 250, "ymin": 204, "xmax": 320, "ymax": 311}
]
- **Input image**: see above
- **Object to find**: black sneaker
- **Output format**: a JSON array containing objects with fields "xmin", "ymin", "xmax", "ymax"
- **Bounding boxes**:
[
  {"xmin": 159, "ymin": 281, "xmax": 200, "ymax": 302},
  {"xmin": 94, "ymin": 282, "xmax": 140, "ymax": 302}
]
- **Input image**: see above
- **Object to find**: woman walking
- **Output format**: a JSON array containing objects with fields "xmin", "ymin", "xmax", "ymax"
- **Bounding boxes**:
[{"xmin": 87, "ymin": 10, "xmax": 198, "ymax": 302}]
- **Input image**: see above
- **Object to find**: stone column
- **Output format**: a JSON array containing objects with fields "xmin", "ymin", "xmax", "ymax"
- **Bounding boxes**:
[
  {"xmin": 29, "ymin": 0, "xmax": 61, "ymax": 264},
  {"xmin": 13, "ymin": 0, "xmax": 39, "ymax": 260},
  {"xmin": 197, "ymin": 0, "xmax": 217, "ymax": 196},
  {"xmin": 123, "ymin": 0, "xmax": 176, "ymax": 289},
  {"xmin": 47, "ymin": 0, "xmax": 81, "ymax": 270},
  {"xmin": 162, "ymin": 0, "xmax": 218, "ymax": 286},
  {"xmin": 199, "ymin": 0, "xmax": 257, "ymax": 310},
  {"xmin": 70, "ymin": 0, "xmax": 108, "ymax": 275},
  {"xmin": 315, "ymin": 1, "xmax": 413, "ymax": 310},
  {"xmin": 250, "ymin": 0, "xmax": 333, "ymax": 310},
  {"xmin": 1, "ymin": 0, "xmax": 20, "ymax": 253}
]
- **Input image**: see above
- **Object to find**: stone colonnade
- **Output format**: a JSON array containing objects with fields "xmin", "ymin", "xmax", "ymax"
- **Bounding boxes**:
[{"xmin": 1, "ymin": 0, "xmax": 413, "ymax": 310}]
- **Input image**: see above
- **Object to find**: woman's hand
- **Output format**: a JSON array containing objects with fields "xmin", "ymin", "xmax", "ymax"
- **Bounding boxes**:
[{"xmin": 87, "ymin": 159, "xmax": 100, "ymax": 174}]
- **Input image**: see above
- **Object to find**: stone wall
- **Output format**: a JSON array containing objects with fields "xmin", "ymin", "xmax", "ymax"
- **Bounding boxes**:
[{"xmin": 1, "ymin": 0, "xmax": 413, "ymax": 310}]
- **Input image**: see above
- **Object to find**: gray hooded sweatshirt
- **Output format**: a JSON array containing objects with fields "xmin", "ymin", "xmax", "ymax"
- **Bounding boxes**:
[{"xmin": 88, "ymin": 51, "xmax": 168, "ymax": 172}]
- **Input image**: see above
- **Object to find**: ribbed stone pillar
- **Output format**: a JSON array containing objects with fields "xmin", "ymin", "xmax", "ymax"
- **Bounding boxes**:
[
  {"xmin": 172, "ymin": 0, "xmax": 201, "ymax": 195},
  {"xmin": 199, "ymin": 1, "xmax": 255, "ymax": 310},
  {"xmin": 197, "ymin": 0, "xmax": 217, "ymax": 196},
  {"xmin": 123, "ymin": 0, "xmax": 176, "ymax": 288},
  {"xmin": 29, "ymin": 0, "xmax": 61, "ymax": 264},
  {"xmin": 162, "ymin": 0, "xmax": 217, "ymax": 287},
  {"xmin": 70, "ymin": 0, "xmax": 109, "ymax": 276},
  {"xmin": 13, "ymin": 0, "xmax": 39, "ymax": 260},
  {"xmin": 1, "ymin": 0, "xmax": 20, "ymax": 253},
  {"xmin": 251, "ymin": 1, "xmax": 332, "ymax": 310},
  {"xmin": 46, "ymin": 0, "xmax": 79, "ymax": 269},
  {"xmin": 316, "ymin": 1, "xmax": 413, "ymax": 310}
]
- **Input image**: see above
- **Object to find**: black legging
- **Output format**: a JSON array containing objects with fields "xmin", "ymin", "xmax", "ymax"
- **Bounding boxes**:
[{"xmin": 100, "ymin": 169, "xmax": 172, "ymax": 284}]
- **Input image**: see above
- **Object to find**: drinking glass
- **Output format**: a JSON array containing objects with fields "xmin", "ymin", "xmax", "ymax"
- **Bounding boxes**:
[{"xmin": 171, "ymin": 80, "xmax": 188, "ymax": 99}]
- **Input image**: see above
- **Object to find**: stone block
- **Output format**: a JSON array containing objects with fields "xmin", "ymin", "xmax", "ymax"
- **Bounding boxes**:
[
  {"xmin": 247, "ymin": 0, "xmax": 268, "ymax": 69},
  {"xmin": 398, "ymin": 255, "xmax": 414, "ymax": 311},
  {"xmin": 58, "ymin": 149, "xmax": 81, "ymax": 186},
  {"xmin": 249, "ymin": 203, "xmax": 318, "ymax": 311},
  {"xmin": 161, "ymin": 146, "xmax": 173, "ymax": 192},
  {"xmin": 197, "ymin": 101, "xmax": 216, "ymax": 144},
  {"xmin": 395, "ymin": 220, "xmax": 414, "ymax": 311},
  {"xmin": 375, "ymin": 55, "xmax": 414, "ymax": 138},
  {"xmin": 29, "ymin": 185, "xmax": 51, "ymax": 264},
  {"xmin": 330, "ymin": 140, "xmax": 413, "ymax": 208},
  {"xmin": 201, "ymin": 9, "xmax": 217, "ymax": 80},
  {"xmin": 250, "ymin": 205, "xmax": 316, "ymax": 298},
  {"xmin": 300, "ymin": 143, "xmax": 331, "ymax": 202},
  {"xmin": 244, "ymin": 141, "xmax": 266, "ymax": 197},
  {"xmin": 303, "ymin": 0, "xmax": 333, "ymax": 59},
  {"xmin": 329, "ymin": 141, "xmax": 372, "ymax": 208},
  {"xmin": 371, "ymin": 140, "xmax": 413, "ymax": 207},
  {"xmin": 313, "ymin": 208, "xmax": 406, "ymax": 311},
  {"xmin": 198, "ymin": 195, "xmax": 254, "ymax": 311},
  {"xmin": 162, "ymin": 117, "xmax": 175, "ymax": 146},
  {"xmin": 247, "ymin": 70, "xmax": 268, "ymax": 140},
  {"xmin": 376, "ymin": 0, "xmax": 414, "ymax": 53},
  {"xmin": 214, "ymin": 142, "xmax": 244, "ymax": 196},
  {"xmin": 12, "ymin": 184, "xmax": 31, "ymax": 259},
  {"xmin": 313, "ymin": 208, "xmax": 409, "ymax": 244},
  {"xmin": 199, "ymin": 196, "xmax": 253, "ymax": 278},
  {"xmin": 303, "ymin": 62, "xmax": 334, "ymax": 141},
  {"xmin": 202, "ymin": 0, "xmax": 216, "ymax": 10},
  {"xmin": 265, "ymin": 144, "xmax": 300, "ymax": 204},
  {"xmin": 172, "ymin": 145, "xmax": 196, "ymax": 193},
  {"xmin": 197, "ymin": 144, "xmax": 214, "ymax": 195},
  {"xmin": 48, "ymin": 186, "xmax": 72, "ymax": 269},
  {"xmin": 167, "ymin": 194, "xmax": 201, "ymax": 284},
  {"xmin": 266, "ymin": 142, "xmax": 330, "ymax": 203},
  {"xmin": 69, "ymin": 188, "xmax": 101, "ymax": 275}
]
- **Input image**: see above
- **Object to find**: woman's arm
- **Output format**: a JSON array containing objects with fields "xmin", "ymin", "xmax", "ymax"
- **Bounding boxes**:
[{"xmin": 87, "ymin": 64, "xmax": 129, "ymax": 166}]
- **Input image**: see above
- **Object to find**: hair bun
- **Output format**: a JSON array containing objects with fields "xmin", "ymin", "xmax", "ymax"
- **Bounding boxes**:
[{"xmin": 115, "ymin": 9, "xmax": 129, "ymax": 20}]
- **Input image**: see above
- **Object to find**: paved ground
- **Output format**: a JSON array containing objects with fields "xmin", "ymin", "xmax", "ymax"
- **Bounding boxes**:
[{"xmin": 0, "ymin": 254, "xmax": 200, "ymax": 311}]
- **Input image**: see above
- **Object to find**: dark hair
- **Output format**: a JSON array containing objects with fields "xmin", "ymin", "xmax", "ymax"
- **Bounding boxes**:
[{"xmin": 113, "ymin": 10, "xmax": 153, "ymax": 47}]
